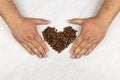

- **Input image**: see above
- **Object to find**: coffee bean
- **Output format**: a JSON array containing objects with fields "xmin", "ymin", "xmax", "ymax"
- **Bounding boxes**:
[{"xmin": 42, "ymin": 26, "xmax": 77, "ymax": 53}]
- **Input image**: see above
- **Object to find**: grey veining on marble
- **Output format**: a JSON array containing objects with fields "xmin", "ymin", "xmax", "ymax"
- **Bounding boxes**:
[{"xmin": 0, "ymin": 0, "xmax": 120, "ymax": 80}]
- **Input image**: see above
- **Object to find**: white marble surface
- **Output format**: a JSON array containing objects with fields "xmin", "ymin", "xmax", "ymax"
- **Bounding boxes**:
[{"xmin": 0, "ymin": 0, "xmax": 120, "ymax": 80}]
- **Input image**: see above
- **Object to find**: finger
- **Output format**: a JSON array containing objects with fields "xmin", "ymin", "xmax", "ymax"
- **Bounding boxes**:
[
  {"xmin": 37, "ymin": 46, "xmax": 47, "ymax": 58},
  {"xmin": 32, "ymin": 39, "xmax": 46, "ymax": 58},
  {"xmin": 85, "ymin": 44, "xmax": 97, "ymax": 56},
  {"xmin": 77, "ymin": 39, "xmax": 97, "ymax": 57},
  {"xmin": 28, "ymin": 18, "xmax": 50, "ymax": 25},
  {"xmin": 32, "ymin": 48, "xmax": 42, "ymax": 58},
  {"xmin": 33, "ymin": 34, "xmax": 48, "ymax": 58},
  {"xmin": 76, "ymin": 35, "xmax": 94, "ymax": 57},
  {"xmin": 34, "ymin": 34, "xmax": 48, "ymax": 53},
  {"xmin": 70, "ymin": 36, "xmax": 83, "ymax": 54},
  {"xmin": 75, "ymin": 41, "xmax": 94, "ymax": 58},
  {"xmin": 68, "ymin": 18, "xmax": 84, "ymax": 25},
  {"xmin": 76, "ymin": 42, "xmax": 93, "ymax": 58},
  {"xmin": 25, "ymin": 42, "xmax": 44, "ymax": 58},
  {"xmin": 24, "ymin": 36, "xmax": 44, "ymax": 58},
  {"xmin": 83, "ymin": 43, "xmax": 93, "ymax": 56},
  {"xmin": 71, "ymin": 40, "xmax": 87, "ymax": 59},
  {"xmin": 21, "ymin": 43, "xmax": 34, "ymax": 55},
  {"xmin": 23, "ymin": 38, "xmax": 43, "ymax": 58},
  {"xmin": 76, "ymin": 48, "xmax": 88, "ymax": 58}
]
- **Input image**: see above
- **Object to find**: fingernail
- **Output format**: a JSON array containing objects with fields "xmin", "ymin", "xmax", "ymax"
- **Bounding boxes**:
[
  {"xmin": 45, "ymin": 49, "xmax": 48, "ymax": 53},
  {"xmin": 38, "ymin": 55, "xmax": 42, "ymax": 58},
  {"xmin": 43, "ymin": 54, "xmax": 47, "ymax": 58},
  {"xmin": 77, "ymin": 56, "xmax": 81, "ymax": 58},
  {"xmin": 71, "ymin": 55, "xmax": 75, "ymax": 59},
  {"xmin": 85, "ymin": 53, "xmax": 88, "ymax": 56},
  {"xmin": 31, "ymin": 53, "xmax": 35, "ymax": 55}
]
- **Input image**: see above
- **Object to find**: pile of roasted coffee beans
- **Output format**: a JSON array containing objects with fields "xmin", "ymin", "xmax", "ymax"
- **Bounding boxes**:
[{"xmin": 42, "ymin": 26, "xmax": 77, "ymax": 53}]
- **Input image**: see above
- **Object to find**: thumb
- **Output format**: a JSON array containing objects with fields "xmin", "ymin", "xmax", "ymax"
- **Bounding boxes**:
[
  {"xmin": 28, "ymin": 18, "xmax": 50, "ymax": 25},
  {"xmin": 68, "ymin": 18, "xmax": 84, "ymax": 25}
]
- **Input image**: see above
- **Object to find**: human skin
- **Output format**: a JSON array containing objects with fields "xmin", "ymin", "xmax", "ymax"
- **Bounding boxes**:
[
  {"xmin": 0, "ymin": 0, "xmax": 120, "ymax": 59},
  {"xmin": 69, "ymin": 0, "xmax": 120, "ymax": 59},
  {"xmin": 0, "ymin": 0, "xmax": 50, "ymax": 58}
]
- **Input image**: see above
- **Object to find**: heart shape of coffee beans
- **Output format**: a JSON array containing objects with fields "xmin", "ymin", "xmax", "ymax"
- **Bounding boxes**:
[{"xmin": 42, "ymin": 26, "xmax": 77, "ymax": 53}]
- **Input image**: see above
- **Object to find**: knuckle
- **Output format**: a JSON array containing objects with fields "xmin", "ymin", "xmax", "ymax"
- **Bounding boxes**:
[
  {"xmin": 18, "ymin": 39, "xmax": 24, "ymax": 43},
  {"xmin": 27, "ymin": 43, "xmax": 34, "ymax": 48},
  {"xmin": 15, "ymin": 36, "xmax": 23, "ymax": 42},
  {"xmin": 78, "ymin": 45, "xmax": 83, "ymax": 50},
  {"xmin": 27, "ymin": 35, "xmax": 34, "ymax": 40},
  {"xmin": 81, "ymin": 35, "xmax": 84, "ymax": 39},
  {"xmin": 24, "ymin": 38, "xmax": 32, "ymax": 43},
  {"xmin": 93, "ymin": 39, "xmax": 99, "ymax": 44},
  {"xmin": 77, "ymin": 37, "xmax": 82, "ymax": 41},
  {"xmin": 85, "ymin": 37, "xmax": 92, "ymax": 43},
  {"xmin": 33, "ymin": 33, "xmax": 38, "ymax": 38},
  {"xmin": 96, "ymin": 40, "xmax": 100, "ymax": 43}
]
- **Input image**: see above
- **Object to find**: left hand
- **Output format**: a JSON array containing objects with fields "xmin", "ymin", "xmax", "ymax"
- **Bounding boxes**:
[{"xmin": 68, "ymin": 17, "xmax": 109, "ymax": 59}]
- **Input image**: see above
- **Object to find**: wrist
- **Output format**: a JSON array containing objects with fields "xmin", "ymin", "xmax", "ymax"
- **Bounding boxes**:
[
  {"xmin": 85, "ymin": 16, "xmax": 110, "ymax": 33},
  {"xmin": 4, "ymin": 15, "xmax": 24, "ymax": 28},
  {"xmin": 94, "ymin": 15, "xmax": 112, "ymax": 29},
  {"xmin": 95, "ymin": 14, "xmax": 113, "ymax": 25}
]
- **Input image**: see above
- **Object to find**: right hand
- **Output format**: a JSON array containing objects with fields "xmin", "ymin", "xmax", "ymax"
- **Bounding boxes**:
[{"xmin": 9, "ymin": 17, "xmax": 50, "ymax": 58}]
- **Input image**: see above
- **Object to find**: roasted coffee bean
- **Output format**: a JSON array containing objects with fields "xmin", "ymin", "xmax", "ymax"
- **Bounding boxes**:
[{"xmin": 42, "ymin": 26, "xmax": 77, "ymax": 53}]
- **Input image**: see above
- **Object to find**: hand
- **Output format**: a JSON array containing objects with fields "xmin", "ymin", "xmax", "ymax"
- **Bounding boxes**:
[
  {"xmin": 68, "ymin": 17, "xmax": 109, "ymax": 59},
  {"xmin": 9, "ymin": 17, "xmax": 50, "ymax": 58}
]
